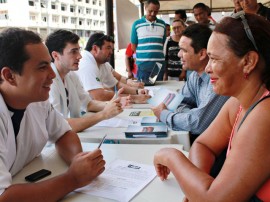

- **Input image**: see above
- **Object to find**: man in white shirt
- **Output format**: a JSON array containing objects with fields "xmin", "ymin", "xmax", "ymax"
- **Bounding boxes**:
[
  {"xmin": 76, "ymin": 32, "xmax": 150, "ymax": 103},
  {"xmin": 46, "ymin": 30, "xmax": 123, "ymax": 132},
  {"xmin": 0, "ymin": 28, "xmax": 105, "ymax": 201}
]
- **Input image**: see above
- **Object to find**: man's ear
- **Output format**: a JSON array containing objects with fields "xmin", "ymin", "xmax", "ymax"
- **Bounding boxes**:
[
  {"xmin": 51, "ymin": 51, "xmax": 59, "ymax": 61},
  {"xmin": 242, "ymin": 51, "xmax": 259, "ymax": 74},
  {"xmin": 199, "ymin": 48, "xmax": 208, "ymax": 61},
  {"xmin": 91, "ymin": 45, "xmax": 99, "ymax": 56},
  {"xmin": 1, "ymin": 67, "xmax": 17, "ymax": 85}
]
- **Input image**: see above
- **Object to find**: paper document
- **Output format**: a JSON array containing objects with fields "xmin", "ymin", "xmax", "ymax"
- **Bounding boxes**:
[
  {"xmin": 93, "ymin": 117, "xmax": 141, "ymax": 128},
  {"xmin": 147, "ymin": 87, "xmax": 184, "ymax": 111},
  {"xmin": 76, "ymin": 159, "xmax": 156, "ymax": 202}
]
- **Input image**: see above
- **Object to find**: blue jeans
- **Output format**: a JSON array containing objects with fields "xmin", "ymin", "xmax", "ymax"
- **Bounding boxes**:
[{"xmin": 137, "ymin": 63, "xmax": 165, "ymax": 81}]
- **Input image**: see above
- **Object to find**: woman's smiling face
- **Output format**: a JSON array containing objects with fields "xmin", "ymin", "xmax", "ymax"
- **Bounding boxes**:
[{"xmin": 205, "ymin": 32, "xmax": 244, "ymax": 96}]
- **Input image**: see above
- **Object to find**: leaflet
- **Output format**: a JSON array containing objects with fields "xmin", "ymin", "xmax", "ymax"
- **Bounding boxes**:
[
  {"xmin": 147, "ymin": 87, "xmax": 184, "ymax": 111},
  {"xmin": 76, "ymin": 159, "xmax": 156, "ymax": 202}
]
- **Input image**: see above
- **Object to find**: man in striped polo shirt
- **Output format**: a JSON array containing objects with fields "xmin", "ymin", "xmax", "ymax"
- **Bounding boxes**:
[{"xmin": 131, "ymin": 0, "xmax": 166, "ymax": 81}]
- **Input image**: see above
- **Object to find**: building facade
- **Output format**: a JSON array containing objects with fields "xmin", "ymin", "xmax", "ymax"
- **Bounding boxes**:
[{"xmin": 0, "ymin": 0, "xmax": 106, "ymax": 46}]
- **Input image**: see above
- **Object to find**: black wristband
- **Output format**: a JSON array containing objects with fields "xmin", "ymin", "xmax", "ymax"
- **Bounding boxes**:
[{"xmin": 136, "ymin": 89, "xmax": 138, "ymax": 94}]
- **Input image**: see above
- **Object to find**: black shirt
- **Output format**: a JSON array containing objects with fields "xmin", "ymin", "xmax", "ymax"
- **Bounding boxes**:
[{"xmin": 6, "ymin": 104, "xmax": 26, "ymax": 137}]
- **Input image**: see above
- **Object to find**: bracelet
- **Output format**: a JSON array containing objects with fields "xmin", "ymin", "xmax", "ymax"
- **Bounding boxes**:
[{"xmin": 136, "ymin": 89, "xmax": 138, "ymax": 94}]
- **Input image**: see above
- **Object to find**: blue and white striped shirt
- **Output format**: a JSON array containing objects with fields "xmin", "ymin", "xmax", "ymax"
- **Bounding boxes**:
[
  {"xmin": 160, "ymin": 71, "xmax": 229, "ymax": 135},
  {"xmin": 131, "ymin": 16, "xmax": 166, "ymax": 71}
]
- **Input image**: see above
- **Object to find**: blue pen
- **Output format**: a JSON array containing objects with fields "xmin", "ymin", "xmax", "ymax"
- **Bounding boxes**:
[{"xmin": 114, "ymin": 85, "xmax": 118, "ymax": 98}]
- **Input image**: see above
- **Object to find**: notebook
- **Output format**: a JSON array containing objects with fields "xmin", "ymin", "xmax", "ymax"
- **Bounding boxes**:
[{"xmin": 143, "ymin": 62, "xmax": 162, "ymax": 86}]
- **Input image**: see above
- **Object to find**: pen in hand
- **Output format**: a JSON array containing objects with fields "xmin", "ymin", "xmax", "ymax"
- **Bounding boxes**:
[
  {"xmin": 97, "ymin": 134, "xmax": 107, "ymax": 149},
  {"xmin": 114, "ymin": 85, "xmax": 118, "ymax": 98}
]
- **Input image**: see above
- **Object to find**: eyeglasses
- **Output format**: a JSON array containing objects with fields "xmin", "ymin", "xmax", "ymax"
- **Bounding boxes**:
[{"xmin": 231, "ymin": 11, "xmax": 258, "ymax": 51}]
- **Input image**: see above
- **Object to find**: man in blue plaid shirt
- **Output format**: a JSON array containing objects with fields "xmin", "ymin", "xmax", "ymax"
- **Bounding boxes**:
[{"xmin": 152, "ymin": 24, "xmax": 229, "ymax": 144}]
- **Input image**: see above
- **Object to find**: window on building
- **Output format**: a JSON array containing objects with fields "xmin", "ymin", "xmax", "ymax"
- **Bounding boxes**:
[
  {"xmin": 71, "ymin": 17, "xmax": 76, "ymax": 24},
  {"xmin": 92, "ymin": 0, "xmax": 96, "ymax": 5},
  {"xmin": 93, "ymin": 9, "xmax": 97, "ymax": 15},
  {"xmin": 77, "ymin": 30, "xmax": 83, "ymax": 37},
  {"xmin": 86, "ymin": 8, "xmax": 91, "ymax": 14},
  {"xmin": 78, "ymin": 7, "xmax": 83, "ymax": 14},
  {"xmin": 85, "ymin": 0, "xmax": 89, "ymax": 3},
  {"xmin": 40, "ymin": 2, "xmax": 46, "ymax": 8},
  {"xmin": 51, "ymin": 4, "xmax": 56, "ymax": 10},
  {"xmin": 0, "ymin": 0, "xmax": 7, "ymax": 3},
  {"xmin": 29, "ymin": 14, "xmax": 36, "ymax": 21},
  {"xmin": 93, "ymin": 20, "xmax": 98, "ymax": 26},
  {"xmin": 70, "ymin": 6, "xmax": 75, "ymax": 12},
  {"xmin": 42, "ymin": 16, "xmax": 47, "ymax": 22},
  {"xmin": 61, "ymin": 4, "xmax": 66, "ymax": 11},
  {"xmin": 52, "ymin": 15, "xmax": 58, "ymax": 23},
  {"xmin": 86, "ymin": 30, "xmax": 91, "ymax": 37},
  {"xmin": 100, "ymin": 11, "xmax": 104, "ymax": 17},
  {"xmin": 99, "ymin": 0, "xmax": 102, "ymax": 6},
  {"xmin": 28, "ymin": 0, "xmax": 34, "ymax": 6},
  {"xmin": 0, "ymin": 11, "xmax": 8, "ymax": 20},
  {"xmin": 62, "ymin": 17, "xmax": 68, "ymax": 24},
  {"xmin": 87, "ymin": 20, "xmax": 91, "ymax": 26}
]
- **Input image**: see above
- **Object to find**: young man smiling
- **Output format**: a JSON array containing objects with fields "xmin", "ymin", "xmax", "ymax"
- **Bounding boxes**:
[{"xmin": 0, "ymin": 28, "xmax": 105, "ymax": 201}]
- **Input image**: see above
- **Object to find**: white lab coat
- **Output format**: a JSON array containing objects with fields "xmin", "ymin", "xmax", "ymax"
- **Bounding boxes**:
[
  {"xmin": 76, "ymin": 50, "xmax": 118, "ymax": 92},
  {"xmin": 50, "ymin": 64, "xmax": 91, "ymax": 118},
  {"xmin": 0, "ymin": 94, "xmax": 71, "ymax": 194}
]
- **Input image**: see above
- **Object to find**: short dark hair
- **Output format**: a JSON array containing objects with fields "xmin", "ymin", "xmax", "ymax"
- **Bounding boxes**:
[
  {"xmin": 145, "ymin": 0, "xmax": 160, "ymax": 7},
  {"xmin": 45, "ymin": 29, "xmax": 80, "ymax": 62},
  {"xmin": 182, "ymin": 23, "xmax": 212, "ymax": 54},
  {"xmin": 193, "ymin": 3, "xmax": 209, "ymax": 13},
  {"xmin": 0, "ymin": 28, "xmax": 42, "ymax": 83},
  {"xmin": 85, "ymin": 32, "xmax": 114, "ymax": 52},
  {"xmin": 175, "ymin": 9, "xmax": 187, "ymax": 20},
  {"xmin": 215, "ymin": 14, "xmax": 270, "ymax": 90}
]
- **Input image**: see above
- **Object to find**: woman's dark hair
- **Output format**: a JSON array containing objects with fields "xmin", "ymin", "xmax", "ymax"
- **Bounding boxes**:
[
  {"xmin": 214, "ymin": 14, "xmax": 270, "ymax": 90},
  {"xmin": 0, "ymin": 28, "xmax": 42, "ymax": 83}
]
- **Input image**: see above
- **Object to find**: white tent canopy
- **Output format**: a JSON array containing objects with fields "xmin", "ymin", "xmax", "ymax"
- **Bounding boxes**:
[{"xmin": 139, "ymin": 0, "xmax": 270, "ymax": 14}]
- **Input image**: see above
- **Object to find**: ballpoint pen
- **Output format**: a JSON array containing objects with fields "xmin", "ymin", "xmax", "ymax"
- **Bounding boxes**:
[
  {"xmin": 114, "ymin": 85, "xmax": 118, "ymax": 98},
  {"xmin": 97, "ymin": 134, "xmax": 107, "ymax": 149}
]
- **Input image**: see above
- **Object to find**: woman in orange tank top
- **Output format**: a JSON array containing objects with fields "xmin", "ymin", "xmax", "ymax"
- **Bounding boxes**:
[{"xmin": 154, "ymin": 13, "xmax": 270, "ymax": 202}]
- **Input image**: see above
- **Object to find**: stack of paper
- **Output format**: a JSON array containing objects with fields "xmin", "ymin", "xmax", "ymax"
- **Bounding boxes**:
[{"xmin": 76, "ymin": 159, "xmax": 156, "ymax": 202}]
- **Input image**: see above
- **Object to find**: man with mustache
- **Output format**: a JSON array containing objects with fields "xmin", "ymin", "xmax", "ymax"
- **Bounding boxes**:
[{"xmin": 77, "ymin": 32, "xmax": 150, "ymax": 103}]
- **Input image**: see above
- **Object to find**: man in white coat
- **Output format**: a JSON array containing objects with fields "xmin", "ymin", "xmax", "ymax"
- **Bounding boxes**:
[
  {"xmin": 76, "ymin": 32, "xmax": 151, "ymax": 103},
  {"xmin": 0, "ymin": 28, "xmax": 105, "ymax": 201},
  {"xmin": 46, "ymin": 29, "xmax": 123, "ymax": 132}
]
